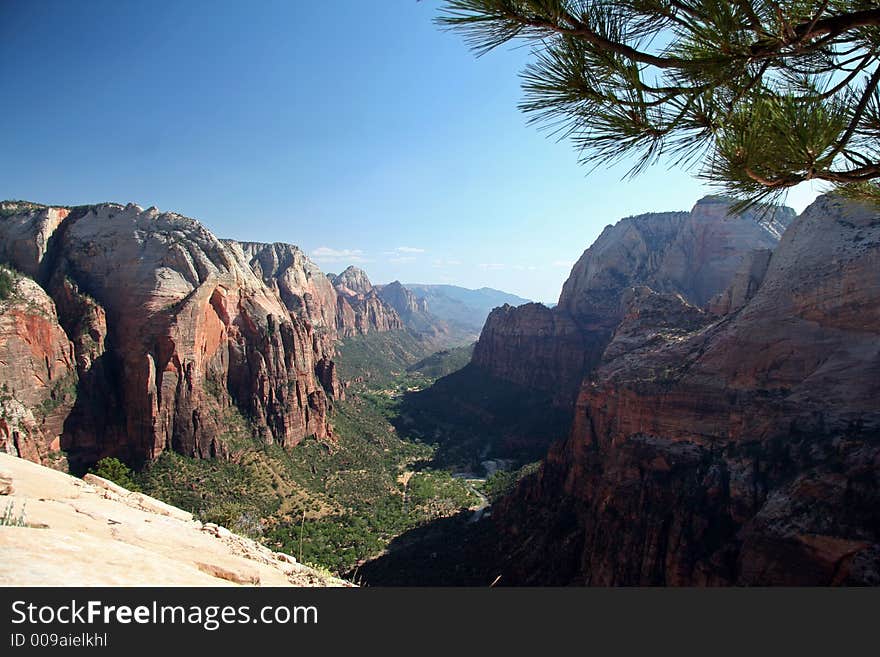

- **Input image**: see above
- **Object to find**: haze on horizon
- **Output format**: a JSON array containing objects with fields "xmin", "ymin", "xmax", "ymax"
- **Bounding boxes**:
[{"xmin": 0, "ymin": 0, "xmax": 821, "ymax": 301}]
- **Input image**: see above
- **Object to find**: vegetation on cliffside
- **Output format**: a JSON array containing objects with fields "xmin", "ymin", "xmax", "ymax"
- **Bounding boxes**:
[{"xmin": 136, "ymin": 344, "xmax": 485, "ymax": 575}]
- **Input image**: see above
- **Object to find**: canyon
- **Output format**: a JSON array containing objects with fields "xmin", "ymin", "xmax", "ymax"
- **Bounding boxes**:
[
  {"xmin": 361, "ymin": 194, "xmax": 879, "ymax": 586},
  {"xmin": 2, "ymin": 194, "xmax": 878, "ymax": 587}
]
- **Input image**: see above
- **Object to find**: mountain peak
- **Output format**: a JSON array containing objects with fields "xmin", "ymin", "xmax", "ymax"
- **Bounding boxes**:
[
  {"xmin": 332, "ymin": 266, "xmax": 373, "ymax": 295},
  {"xmin": 377, "ymin": 280, "xmax": 427, "ymax": 316}
]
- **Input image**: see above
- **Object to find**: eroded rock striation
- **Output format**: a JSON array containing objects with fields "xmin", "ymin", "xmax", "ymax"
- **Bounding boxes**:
[
  {"xmin": 494, "ymin": 195, "xmax": 880, "ymax": 585},
  {"xmin": 0, "ymin": 202, "xmax": 340, "ymax": 468},
  {"xmin": 232, "ymin": 241, "xmax": 339, "ymax": 338},
  {"xmin": 472, "ymin": 197, "xmax": 793, "ymax": 405},
  {"xmin": 0, "ymin": 270, "xmax": 76, "ymax": 465},
  {"xmin": 331, "ymin": 266, "xmax": 404, "ymax": 337}
]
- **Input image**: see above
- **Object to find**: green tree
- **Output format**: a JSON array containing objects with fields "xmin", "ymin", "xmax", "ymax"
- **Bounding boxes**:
[
  {"xmin": 0, "ymin": 268, "xmax": 14, "ymax": 301},
  {"xmin": 89, "ymin": 457, "xmax": 141, "ymax": 492},
  {"xmin": 439, "ymin": 1, "xmax": 880, "ymax": 207}
]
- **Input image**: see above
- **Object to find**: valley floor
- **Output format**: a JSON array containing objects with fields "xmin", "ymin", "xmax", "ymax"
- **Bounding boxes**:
[{"xmin": 128, "ymin": 339, "xmax": 506, "ymax": 578}]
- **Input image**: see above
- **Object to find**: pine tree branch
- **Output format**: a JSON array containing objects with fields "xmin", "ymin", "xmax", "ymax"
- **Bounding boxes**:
[
  {"xmin": 829, "ymin": 64, "xmax": 880, "ymax": 160},
  {"xmin": 796, "ymin": 8, "xmax": 880, "ymax": 40},
  {"xmin": 440, "ymin": 1, "xmax": 880, "ymax": 200},
  {"xmin": 506, "ymin": 9, "xmax": 685, "ymax": 69}
]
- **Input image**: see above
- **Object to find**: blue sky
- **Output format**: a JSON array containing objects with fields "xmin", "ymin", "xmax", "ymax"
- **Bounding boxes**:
[{"xmin": 0, "ymin": 0, "xmax": 820, "ymax": 301}]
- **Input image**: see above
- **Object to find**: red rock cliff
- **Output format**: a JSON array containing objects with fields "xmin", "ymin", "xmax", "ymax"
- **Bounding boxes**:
[
  {"xmin": 0, "ymin": 270, "xmax": 76, "ymax": 466},
  {"xmin": 494, "ymin": 195, "xmax": 880, "ymax": 585},
  {"xmin": 472, "ymin": 198, "xmax": 793, "ymax": 405},
  {"xmin": 0, "ymin": 202, "xmax": 339, "ymax": 468},
  {"xmin": 331, "ymin": 266, "xmax": 404, "ymax": 337}
]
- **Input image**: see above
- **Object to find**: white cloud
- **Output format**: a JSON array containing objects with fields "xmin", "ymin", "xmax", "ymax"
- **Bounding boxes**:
[
  {"xmin": 551, "ymin": 260, "xmax": 573, "ymax": 268},
  {"xmin": 432, "ymin": 258, "xmax": 462, "ymax": 267},
  {"xmin": 311, "ymin": 247, "xmax": 369, "ymax": 263},
  {"xmin": 478, "ymin": 263, "xmax": 506, "ymax": 271},
  {"xmin": 383, "ymin": 246, "xmax": 426, "ymax": 263},
  {"xmin": 385, "ymin": 246, "xmax": 426, "ymax": 264}
]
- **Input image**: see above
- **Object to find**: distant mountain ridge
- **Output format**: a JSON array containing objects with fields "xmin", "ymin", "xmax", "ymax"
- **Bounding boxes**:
[{"xmin": 401, "ymin": 284, "xmax": 531, "ymax": 333}]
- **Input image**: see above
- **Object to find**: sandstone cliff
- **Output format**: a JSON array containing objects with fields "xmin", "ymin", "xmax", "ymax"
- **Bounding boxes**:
[
  {"xmin": 0, "ymin": 202, "xmax": 338, "ymax": 469},
  {"xmin": 494, "ymin": 195, "xmax": 880, "ymax": 585},
  {"xmin": 332, "ymin": 265, "xmax": 374, "ymax": 296},
  {"xmin": 331, "ymin": 266, "xmax": 404, "ymax": 337},
  {"xmin": 472, "ymin": 197, "xmax": 794, "ymax": 405},
  {"xmin": 230, "ymin": 240, "xmax": 342, "ymax": 398},
  {"xmin": 376, "ymin": 280, "xmax": 451, "ymax": 339},
  {"xmin": 0, "ymin": 269, "xmax": 76, "ymax": 465},
  {"xmin": 231, "ymin": 240, "xmax": 339, "ymax": 338},
  {"xmin": 377, "ymin": 280, "xmax": 429, "ymax": 316}
]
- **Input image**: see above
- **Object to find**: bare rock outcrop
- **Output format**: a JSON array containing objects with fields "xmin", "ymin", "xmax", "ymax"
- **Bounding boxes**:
[
  {"xmin": 0, "ymin": 202, "xmax": 338, "ymax": 468},
  {"xmin": 332, "ymin": 265, "xmax": 374, "ymax": 296},
  {"xmin": 231, "ymin": 241, "xmax": 339, "ymax": 338},
  {"xmin": 377, "ymin": 280, "xmax": 428, "ymax": 316},
  {"xmin": 230, "ymin": 240, "xmax": 343, "ymax": 398},
  {"xmin": 0, "ymin": 270, "xmax": 76, "ymax": 465},
  {"xmin": 376, "ymin": 280, "xmax": 449, "ymax": 340},
  {"xmin": 474, "ymin": 302, "xmax": 598, "ymax": 400},
  {"xmin": 494, "ymin": 195, "xmax": 880, "ymax": 585},
  {"xmin": 472, "ymin": 197, "xmax": 793, "ymax": 405},
  {"xmin": 331, "ymin": 266, "xmax": 404, "ymax": 337},
  {"xmin": 0, "ymin": 203, "xmax": 71, "ymax": 280},
  {"xmin": 0, "ymin": 452, "xmax": 350, "ymax": 586},
  {"xmin": 707, "ymin": 248, "xmax": 773, "ymax": 315}
]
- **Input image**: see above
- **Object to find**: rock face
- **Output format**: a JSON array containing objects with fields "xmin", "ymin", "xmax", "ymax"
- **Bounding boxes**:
[
  {"xmin": 231, "ymin": 241, "xmax": 339, "ymax": 338},
  {"xmin": 378, "ymin": 280, "xmax": 428, "ymax": 316},
  {"xmin": 472, "ymin": 197, "xmax": 793, "ymax": 404},
  {"xmin": 494, "ymin": 195, "xmax": 880, "ymax": 585},
  {"xmin": 376, "ymin": 280, "xmax": 449, "ymax": 338},
  {"xmin": 707, "ymin": 248, "xmax": 773, "ymax": 315},
  {"xmin": 231, "ymin": 240, "xmax": 343, "ymax": 399},
  {"xmin": 0, "ymin": 452, "xmax": 351, "ymax": 586},
  {"xmin": 332, "ymin": 265, "xmax": 374, "ymax": 296},
  {"xmin": 474, "ymin": 302, "xmax": 600, "ymax": 402},
  {"xmin": 0, "ymin": 202, "xmax": 338, "ymax": 469},
  {"xmin": 331, "ymin": 266, "xmax": 404, "ymax": 337},
  {"xmin": 233, "ymin": 253, "xmax": 418, "ymax": 343},
  {"xmin": 0, "ymin": 203, "xmax": 71, "ymax": 281},
  {"xmin": 0, "ymin": 270, "xmax": 76, "ymax": 465}
]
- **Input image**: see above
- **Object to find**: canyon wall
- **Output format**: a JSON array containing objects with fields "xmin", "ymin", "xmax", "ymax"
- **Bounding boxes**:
[
  {"xmin": 331, "ymin": 266, "xmax": 404, "ymax": 337},
  {"xmin": 0, "ymin": 203, "xmax": 449, "ymax": 469},
  {"xmin": 494, "ymin": 195, "xmax": 880, "ymax": 585},
  {"xmin": 232, "ymin": 241, "xmax": 339, "ymax": 339},
  {"xmin": 0, "ymin": 269, "xmax": 76, "ymax": 465},
  {"xmin": 472, "ymin": 197, "xmax": 793, "ymax": 404},
  {"xmin": 0, "ymin": 203, "xmax": 340, "ymax": 468}
]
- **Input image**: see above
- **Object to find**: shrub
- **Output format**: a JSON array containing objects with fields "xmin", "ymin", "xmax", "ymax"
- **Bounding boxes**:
[
  {"xmin": 0, "ymin": 268, "xmax": 14, "ymax": 301},
  {"xmin": 89, "ymin": 457, "xmax": 141, "ymax": 492},
  {"xmin": 201, "ymin": 502, "xmax": 264, "ymax": 539},
  {"xmin": 1, "ymin": 501, "xmax": 27, "ymax": 527}
]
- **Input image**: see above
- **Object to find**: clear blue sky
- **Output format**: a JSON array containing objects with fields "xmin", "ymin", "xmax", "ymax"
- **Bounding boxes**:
[{"xmin": 0, "ymin": 0, "xmax": 820, "ymax": 301}]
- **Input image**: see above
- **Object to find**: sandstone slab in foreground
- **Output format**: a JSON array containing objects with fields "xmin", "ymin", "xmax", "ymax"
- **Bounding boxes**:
[{"xmin": 0, "ymin": 453, "xmax": 351, "ymax": 587}]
